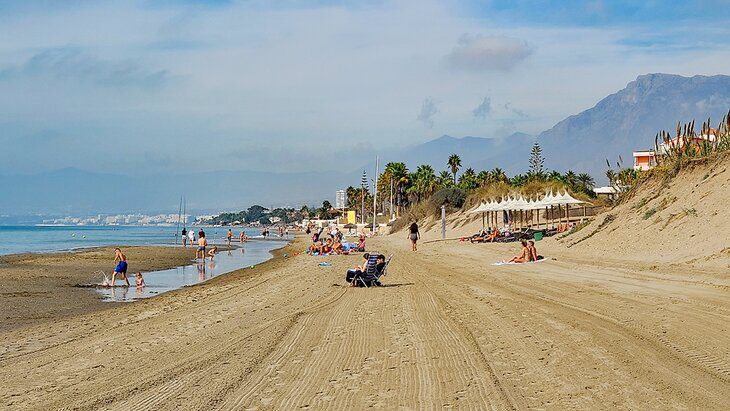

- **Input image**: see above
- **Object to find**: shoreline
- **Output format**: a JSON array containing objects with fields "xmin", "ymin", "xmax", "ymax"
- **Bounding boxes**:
[
  {"xmin": 0, "ymin": 245, "xmax": 194, "ymax": 332},
  {"xmin": 0, "ymin": 237, "xmax": 295, "ymax": 332}
]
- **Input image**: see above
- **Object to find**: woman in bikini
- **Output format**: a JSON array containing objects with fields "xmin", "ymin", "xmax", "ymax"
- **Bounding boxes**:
[{"xmin": 508, "ymin": 240, "xmax": 531, "ymax": 263}]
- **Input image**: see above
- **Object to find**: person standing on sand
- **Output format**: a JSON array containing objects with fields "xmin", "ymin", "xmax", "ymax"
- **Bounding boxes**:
[
  {"xmin": 111, "ymin": 248, "xmax": 130, "ymax": 286},
  {"xmin": 408, "ymin": 222, "xmax": 420, "ymax": 252},
  {"xmin": 196, "ymin": 232, "xmax": 208, "ymax": 260},
  {"xmin": 227, "ymin": 229, "xmax": 233, "ymax": 247},
  {"xmin": 188, "ymin": 229, "xmax": 195, "ymax": 246},
  {"xmin": 182, "ymin": 227, "xmax": 187, "ymax": 247}
]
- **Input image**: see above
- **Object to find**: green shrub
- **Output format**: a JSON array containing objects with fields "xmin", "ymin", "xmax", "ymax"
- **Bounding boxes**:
[
  {"xmin": 643, "ymin": 208, "xmax": 657, "ymax": 220},
  {"xmin": 430, "ymin": 187, "xmax": 466, "ymax": 212}
]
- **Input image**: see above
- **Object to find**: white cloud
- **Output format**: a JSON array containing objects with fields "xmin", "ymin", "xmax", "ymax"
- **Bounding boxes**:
[
  {"xmin": 0, "ymin": 0, "xmax": 728, "ymax": 175},
  {"xmin": 0, "ymin": 48, "xmax": 170, "ymax": 90},
  {"xmin": 447, "ymin": 34, "xmax": 533, "ymax": 72},
  {"xmin": 472, "ymin": 96, "xmax": 491, "ymax": 119},
  {"xmin": 417, "ymin": 97, "xmax": 439, "ymax": 128}
]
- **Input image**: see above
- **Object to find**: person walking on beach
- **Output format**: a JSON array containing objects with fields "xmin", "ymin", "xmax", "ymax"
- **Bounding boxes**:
[
  {"xmin": 196, "ymin": 232, "xmax": 208, "ymax": 260},
  {"xmin": 111, "ymin": 248, "xmax": 130, "ymax": 286},
  {"xmin": 408, "ymin": 222, "xmax": 420, "ymax": 252},
  {"xmin": 188, "ymin": 229, "xmax": 195, "ymax": 246},
  {"xmin": 182, "ymin": 227, "xmax": 187, "ymax": 247}
]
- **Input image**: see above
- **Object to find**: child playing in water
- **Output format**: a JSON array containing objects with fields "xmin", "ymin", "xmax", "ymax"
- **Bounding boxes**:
[
  {"xmin": 207, "ymin": 245, "xmax": 218, "ymax": 259},
  {"xmin": 135, "ymin": 272, "xmax": 145, "ymax": 287}
]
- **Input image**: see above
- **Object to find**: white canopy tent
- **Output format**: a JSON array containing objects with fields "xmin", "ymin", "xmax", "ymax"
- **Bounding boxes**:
[{"xmin": 469, "ymin": 191, "xmax": 585, "ymax": 230}]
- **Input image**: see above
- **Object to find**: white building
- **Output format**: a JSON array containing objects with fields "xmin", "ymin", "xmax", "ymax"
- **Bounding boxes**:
[{"xmin": 335, "ymin": 190, "xmax": 347, "ymax": 209}]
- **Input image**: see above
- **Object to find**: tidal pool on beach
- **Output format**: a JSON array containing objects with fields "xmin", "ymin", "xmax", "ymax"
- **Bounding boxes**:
[{"xmin": 96, "ymin": 240, "xmax": 285, "ymax": 302}]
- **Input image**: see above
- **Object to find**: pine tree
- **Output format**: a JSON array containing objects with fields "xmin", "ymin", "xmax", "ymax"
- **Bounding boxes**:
[{"xmin": 529, "ymin": 142, "xmax": 544, "ymax": 176}]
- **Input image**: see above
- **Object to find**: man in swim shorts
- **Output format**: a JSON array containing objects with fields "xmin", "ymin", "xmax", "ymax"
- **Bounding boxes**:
[
  {"xmin": 111, "ymin": 248, "xmax": 130, "ymax": 286},
  {"xmin": 196, "ymin": 232, "xmax": 208, "ymax": 260}
]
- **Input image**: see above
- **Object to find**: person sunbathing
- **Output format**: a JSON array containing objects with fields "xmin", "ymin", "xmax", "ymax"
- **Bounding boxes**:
[
  {"xmin": 508, "ymin": 240, "xmax": 531, "ymax": 263},
  {"xmin": 469, "ymin": 229, "xmax": 489, "ymax": 243},
  {"xmin": 321, "ymin": 239, "xmax": 333, "ymax": 255},
  {"xmin": 332, "ymin": 239, "xmax": 344, "ymax": 254},
  {"xmin": 309, "ymin": 240, "xmax": 325, "ymax": 255},
  {"xmin": 485, "ymin": 228, "xmax": 500, "ymax": 242},
  {"xmin": 527, "ymin": 240, "xmax": 543, "ymax": 261},
  {"xmin": 356, "ymin": 236, "xmax": 366, "ymax": 252}
]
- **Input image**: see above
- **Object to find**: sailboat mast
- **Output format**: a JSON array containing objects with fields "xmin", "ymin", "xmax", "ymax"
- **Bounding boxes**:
[{"xmin": 176, "ymin": 196, "xmax": 182, "ymax": 244}]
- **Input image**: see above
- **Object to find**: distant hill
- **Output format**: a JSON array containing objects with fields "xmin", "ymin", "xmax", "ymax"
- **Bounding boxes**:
[
  {"xmin": 5, "ymin": 73, "xmax": 729, "ymax": 215},
  {"xmin": 384, "ymin": 132, "xmax": 534, "ymax": 176},
  {"xmin": 537, "ymin": 73, "xmax": 730, "ymax": 180}
]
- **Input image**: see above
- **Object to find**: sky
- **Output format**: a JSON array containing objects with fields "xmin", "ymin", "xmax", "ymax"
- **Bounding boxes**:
[{"xmin": 1, "ymin": 0, "xmax": 730, "ymax": 176}]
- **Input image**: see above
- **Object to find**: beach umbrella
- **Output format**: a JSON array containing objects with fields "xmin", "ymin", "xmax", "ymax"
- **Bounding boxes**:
[{"xmin": 553, "ymin": 191, "xmax": 583, "ymax": 225}]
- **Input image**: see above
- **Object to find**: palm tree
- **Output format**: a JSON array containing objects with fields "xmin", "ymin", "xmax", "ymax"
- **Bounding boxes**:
[
  {"xmin": 577, "ymin": 173, "xmax": 595, "ymax": 191},
  {"xmin": 605, "ymin": 169, "xmax": 616, "ymax": 187},
  {"xmin": 412, "ymin": 164, "xmax": 437, "ymax": 199},
  {"xmin": 563, "ymin": 170, "xmax": 578, "ymax": 189},
  {"xmin": 458, "ymin": 168, "xmax": 478, "ymax": 191},
  {"xmin": 448, "ymin": 154, "xmax": 461, "ymax": 184},
  {"xmin": 476, "ymin": 170, "xmax": 491, "ymax": 186},
  {"xmin": 546, "ymin": 170, "xmax": 564, "ymax": 183},
  {"xmin": 510, "ymin": 173, "xmax": 528, "ymax": 187},
  {"xmin": 490, "ymin": 167, "xmax": 508, "ymax": 184},
  {"xmin": 437, "ymin": 170, "xmax": 453, "ymax": 189},
  {"xmin": 381, "ymin": 162, "xmax": 409, "ymax": 213}
]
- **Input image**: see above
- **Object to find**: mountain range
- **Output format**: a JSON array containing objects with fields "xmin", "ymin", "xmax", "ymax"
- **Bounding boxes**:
[{"xmin": 2, "ymin": 73, "xmax": 729, "ymax": 216}]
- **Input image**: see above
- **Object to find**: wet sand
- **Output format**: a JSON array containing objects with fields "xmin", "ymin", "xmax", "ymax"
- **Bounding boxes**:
[
  {"xmin": 0, "ymin": 235, "xmax": 728, "ymax": 409},
  {"xmin": 0, "ymin": 246, "xmax": 193, "ymax": 331}
]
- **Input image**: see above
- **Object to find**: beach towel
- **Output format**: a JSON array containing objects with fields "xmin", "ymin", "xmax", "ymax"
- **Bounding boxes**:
[
  {"xmin": 492, "ymin": 258, "xmax": 547, "ymax": 266},
  {"xmin": 319, "ymin": 262, "xmax": 333, "ymax": 267}
]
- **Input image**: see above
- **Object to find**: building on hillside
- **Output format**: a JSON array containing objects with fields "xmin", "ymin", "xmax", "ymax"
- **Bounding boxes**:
[
  {"xmin": 633, "ymin": 150, "xmax": 657, "ymax": 171},
  {"xmin": 593, "ymin": 186, "xmax": 619, "ymax": 201},
  {"xmin": 633, "ymin": 129, "xmax": 719, "ymax": 171},
  {"xmin": 657, "ymin": 131, "xmax": 718, "ymax": 155}
]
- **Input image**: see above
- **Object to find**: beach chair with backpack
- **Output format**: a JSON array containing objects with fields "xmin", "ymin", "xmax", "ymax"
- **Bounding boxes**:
[{"xmin": 350, "ymin": 253, "xmax": 392, "ymax": 288}]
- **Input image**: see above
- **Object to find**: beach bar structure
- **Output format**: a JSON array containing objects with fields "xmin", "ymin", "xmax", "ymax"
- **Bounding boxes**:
[{"xmin": 468, "ymin": 191, "xmax": 585, "ymax": 231}]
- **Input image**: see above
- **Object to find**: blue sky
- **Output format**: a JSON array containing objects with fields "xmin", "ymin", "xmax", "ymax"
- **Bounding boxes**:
[{"xmin": 1, "ymin": 0, "xmax": 729, "ymax": 175}]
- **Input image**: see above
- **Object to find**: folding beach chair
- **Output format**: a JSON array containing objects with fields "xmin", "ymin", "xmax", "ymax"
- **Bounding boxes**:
[
  {"xmin": 353, "ymin": 253, "xmax": 379, "ymax": 288},
  {"xmin": 374, "ymin": 255, "xmax": 393, "ymax": 282}
]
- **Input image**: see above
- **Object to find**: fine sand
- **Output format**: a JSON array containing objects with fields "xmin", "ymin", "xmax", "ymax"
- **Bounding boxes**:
[
  {"xmin": 0, "ymin": 246, "xmax": 193, "ymax": 331},
  {"xmin": 0, "ymin": 235, "xmax": 728, "ymax": 409}
]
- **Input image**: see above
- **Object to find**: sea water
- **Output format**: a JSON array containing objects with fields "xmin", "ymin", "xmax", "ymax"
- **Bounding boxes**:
[
  {"xmin": 97, "ymin": 244, "xmax": 283, "ymax": 302},
  {"xmin": 0, "ymin": 225, "xmax": 275, "ymax": 256},
  {"xmin": 0, "ymin": 225, "xmax": 288, "ymax": 302}
]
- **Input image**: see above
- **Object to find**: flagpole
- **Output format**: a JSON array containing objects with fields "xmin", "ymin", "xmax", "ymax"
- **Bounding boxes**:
[{"xmin": 372, "ymin": 156, "xmax": 379, "ymax": 234}]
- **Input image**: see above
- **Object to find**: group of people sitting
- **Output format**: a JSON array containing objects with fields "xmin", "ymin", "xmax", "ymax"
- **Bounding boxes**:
[
  {"xmin": 468, "ymin": 227, "xmax": 501, "ymax": 243},
  {"xmin": 306, "ymin": 226, "xmax": 366, "ymax": 256},
  {"xmin": 345, "ymin": 253, "xmax": 386, "ymax": 287},
  {"xmin": 507, "ymin": 239, "xmax": 543, "ymax": 263}
]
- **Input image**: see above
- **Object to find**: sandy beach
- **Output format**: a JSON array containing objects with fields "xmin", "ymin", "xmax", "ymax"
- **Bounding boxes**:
[
  {"xmin": 0, "ymin": 234, "xmax": 727, "ymax": 409},
  {"xmin": 0, "ymin": 246, "xmax": 193, "ymax": 331}
]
